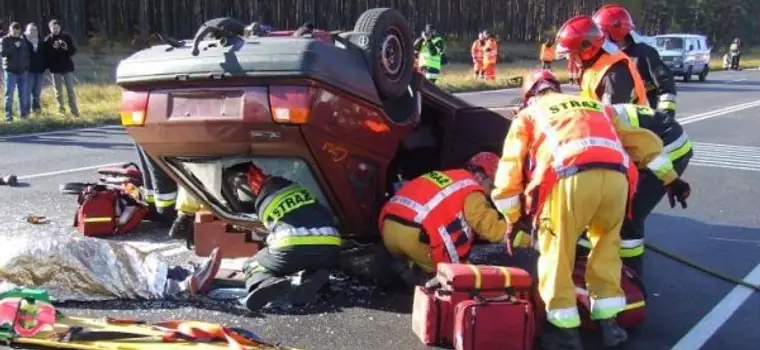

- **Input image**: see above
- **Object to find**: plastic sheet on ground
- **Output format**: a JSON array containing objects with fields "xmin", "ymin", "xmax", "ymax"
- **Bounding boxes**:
[{"xmin": 0, "ymin": 235, "xmax": 168, "ymax": 302}]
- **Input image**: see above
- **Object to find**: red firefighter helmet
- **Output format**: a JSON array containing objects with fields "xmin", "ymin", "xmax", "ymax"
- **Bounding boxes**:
[
  {"xmin": 467, "ymin": 152, "xmax": 499, "ymax": 180},
  {"xmin": 592, "ymin": 4, "xmax": 635, "ymax": 42},
  {"xmin": 555, "ymin": 16, "xmax": 605, "ymax": 62},
  {"xmin": 521, "ymin": 69, "xmax": 561, "ymax": 102}
]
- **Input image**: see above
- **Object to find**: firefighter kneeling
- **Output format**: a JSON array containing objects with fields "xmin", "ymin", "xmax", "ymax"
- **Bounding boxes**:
[
  {"xmin": 240, "ymin": 164, "xmax": 341, "ymax": 311},
  {"xmin": 491, "ymin": 70, "xmax": 690, "ymax": 349},
  {"xmin": 379, "ymin": 152, "xmax": 528, "ymax": 283}
]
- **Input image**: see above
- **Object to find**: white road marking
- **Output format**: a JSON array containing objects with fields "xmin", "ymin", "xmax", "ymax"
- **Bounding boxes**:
[
  {"xmin": 17, "ymin": 162, "xmax": 128, "ymax": 180},
  {"xmin": 672, "ymin": 263, "xmax": 760, "ymax": 350},
  {"xmin": 0, "ymin": 125, "xmax": 120, "ymax": 141},
  {"xmin": 679, "ymin": 99, "xmax": 760, "ymax": 124},
  {"xmin": 690, "ymin": 142, "xmax": 760, "ymax": 172}
]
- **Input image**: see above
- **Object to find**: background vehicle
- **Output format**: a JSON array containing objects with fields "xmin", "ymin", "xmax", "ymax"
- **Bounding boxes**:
[
  {"xmin": 654, "ymin": 34, "xmax": 712, "ymax": 82},
  {"xmin": 116, "ymin": 9, "xmax": 511, "ymax": 244}
]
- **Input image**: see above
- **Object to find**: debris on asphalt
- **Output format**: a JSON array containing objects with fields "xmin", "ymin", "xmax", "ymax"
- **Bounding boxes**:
[{"xmin": 25, "ymin": 214, "xmax": 49, "ymax": 224}]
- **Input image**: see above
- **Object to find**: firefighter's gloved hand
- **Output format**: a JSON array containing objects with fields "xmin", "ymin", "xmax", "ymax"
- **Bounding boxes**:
[
  {"xmin": 666, "ymin": 178, "xmax": 691, "ymax": 209},
  {"xmin": 505, "ymin": 216, "xmax": 534, "ymax": 256}
]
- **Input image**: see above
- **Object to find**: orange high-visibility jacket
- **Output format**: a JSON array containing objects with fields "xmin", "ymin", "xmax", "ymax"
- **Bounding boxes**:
[
  {"xmin": 483, "ymin": 38, "xmax": 498, "ymax": 66},
  {"xmin": 379, "ymin": 169, "xmax": 483, "ymax": 264},
  {"xmin": 540, "ymin": 43, "xmax": 556, "ymax": 62},
  {"xmin": 491, "ymin": 93, "xmax": 677, "ymax": 223}
]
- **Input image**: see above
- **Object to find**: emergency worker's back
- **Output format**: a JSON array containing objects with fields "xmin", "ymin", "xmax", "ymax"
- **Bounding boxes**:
[{"xmin": 520, "ymin": 93, "xmax": 629, "ymax": 180}]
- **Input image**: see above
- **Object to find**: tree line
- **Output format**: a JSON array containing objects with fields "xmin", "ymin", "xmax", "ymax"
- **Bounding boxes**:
[{"xmin": 0, "ymin": 0, "xmax": 755, "ymax": 49}]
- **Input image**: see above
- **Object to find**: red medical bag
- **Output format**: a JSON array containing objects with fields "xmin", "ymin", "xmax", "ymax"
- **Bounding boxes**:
[
  {"xmin": 573, "ymin": 258, "xmax": 647, "ymax": 330},
  {"xmin": 453, "ymin": 295, "xmax": 535, "ymax": 350},
  {"xmin": 74, "ymin": 184, "xmax": 149, "ymax": 237},
  {"xmin": 411, "ymin": 263, "xmax": 534, "ymax": 348}
]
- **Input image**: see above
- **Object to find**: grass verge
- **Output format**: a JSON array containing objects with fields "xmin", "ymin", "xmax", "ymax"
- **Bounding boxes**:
[
  {"xmin": 0, "ymin": 83, "xmax": 121, "ymax": 136},
  {"xmin": 0, "ymin": 41, "xmax": 757, "ymax": 135}
]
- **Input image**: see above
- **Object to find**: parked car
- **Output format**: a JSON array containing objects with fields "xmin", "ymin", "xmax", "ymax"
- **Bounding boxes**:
[
  {"xmin": 116, "ymin": 9, "xmax": 511, "ymax": 245},
  {"xmin": 654, "ymin": 34, "xmax": 712, "ymax": 82}
]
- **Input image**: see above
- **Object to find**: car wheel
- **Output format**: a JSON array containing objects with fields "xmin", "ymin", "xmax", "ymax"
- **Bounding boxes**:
[
  {"xmin": 340, "ymin": 239, "xmax": 401, "ymax": 288},
  {"xmin": 352, "ymin": 8, "xmax": 415, "ymax": 100},
  {"xmin": 683, "ymin": 67, "xmax": 692, "ymax": 82},
  {"xmin": 698, "ymin": 66, "xmax": 709, "ymax": 82}
]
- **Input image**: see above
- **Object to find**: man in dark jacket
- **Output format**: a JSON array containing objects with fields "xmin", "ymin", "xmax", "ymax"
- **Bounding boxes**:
[
  {"xmin": 1, "ymin": 22, "xmax": 31, "ymax": 122},
  {"xmin": 43, "ymin": 19, "xmax": 79, "ymax": 117},
  {"xmin": 24, "ymin": 23, "xmax": 46, "ymax": 114}
]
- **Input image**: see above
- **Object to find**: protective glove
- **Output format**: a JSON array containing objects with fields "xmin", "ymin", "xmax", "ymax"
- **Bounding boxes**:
[
  {"xmin": 665, "ymin": 178, "xmax": 691, "ymax": 209},
  {"xmin": 505, "ymin": 216, "xmax": 534, "ymax": 256}
]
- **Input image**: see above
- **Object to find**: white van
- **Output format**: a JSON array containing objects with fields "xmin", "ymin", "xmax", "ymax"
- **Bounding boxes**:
[{"xmin": 653, "ymin": 34, "xmax": 712, "ymax": 82}]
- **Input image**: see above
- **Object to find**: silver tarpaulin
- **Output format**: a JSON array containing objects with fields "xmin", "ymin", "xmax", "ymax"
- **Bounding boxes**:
[{"xmin": 0, "ymin": 235, "xmax": 168, "ymax": 302}]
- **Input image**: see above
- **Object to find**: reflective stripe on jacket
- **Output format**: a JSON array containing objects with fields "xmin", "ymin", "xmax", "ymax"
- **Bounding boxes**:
[
  {"xmin": 256, "ymin": 177, "xmax": 341, "ymax": 249},
  {"xmin": 490, "ymin": 93, "xmax": 676, "ymax": 223},
  {"xmin": 612, "ymin": 104, "xmax": 692, "ymax": 181},
  {"xmin": 581, "ymin": 51, "xmax": 648, "ymax": 106},
  {"xmin": 379, "ymin": 169, "xmax": 483, "ymax": 264},
  {"xmin": 418, "ymin": 37, "xmax": 444, "ymax": 69}
]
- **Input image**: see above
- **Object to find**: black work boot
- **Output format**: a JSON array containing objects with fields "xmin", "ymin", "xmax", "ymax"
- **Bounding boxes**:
[
  {"xmin": 0, "ymin": 174, "xmax": 17, "ymax": 186},
  {"xmin": 242, "ymin": 277, "xmax": 292, "ymax": 312},
  {"xmin": 599, "ymin": 318, "xmax": 628, "ymax": 348},
  {"xmin": 539, "ymin": 321, "xmax": 583, "ymax": 350},
  {"xmin": 288, "ymin": 269, "xmax": 330, "ymax": 306},
  {"xmin": 169, "ymin": 212, "xmax": 195, "ymax": 243},
  {"xmin": 187, "ymin": 247, "xmax": 223, "ymax": 296}
]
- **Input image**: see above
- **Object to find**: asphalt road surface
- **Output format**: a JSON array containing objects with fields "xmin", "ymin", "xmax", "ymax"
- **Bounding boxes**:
[{"xmin": 1, "ymin": 69, "xmax": 759, "ymax": 350}]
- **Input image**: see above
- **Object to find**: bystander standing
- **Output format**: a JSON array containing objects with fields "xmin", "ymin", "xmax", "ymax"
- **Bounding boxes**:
[
  {"xmin": 44, "ymin": 19, "xmax": 79, "ymax": 117},
  {"xmin": 1, "ymin": 22, "xmax": 30, "ymax": 122},
  {"xmin": 24, "ymin": 23, "xmax": 46, "ymax": 114}
]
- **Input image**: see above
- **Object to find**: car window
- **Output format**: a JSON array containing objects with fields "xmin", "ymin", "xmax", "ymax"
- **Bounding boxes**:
[{"xmin": 656, "ymin": 37, "xmax": 683, "ymax": 50}]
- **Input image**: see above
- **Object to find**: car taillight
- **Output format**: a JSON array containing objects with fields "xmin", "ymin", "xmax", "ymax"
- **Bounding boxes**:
[
  {"xmin": 268, "ymin": 86, "xmax": 313, "ymax": 124},
  {"xmin": 120, "ymin": 90, "xmax": 149, "ymax": 127}
]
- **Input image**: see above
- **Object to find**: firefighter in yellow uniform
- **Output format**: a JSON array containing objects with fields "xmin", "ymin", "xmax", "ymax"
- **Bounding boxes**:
[
  {"xmin": 379, "ymin": 153, "xmax": 529, "ymax": 279},
  {"xmin": 491, "ymin": 70, "xmax": 691, "ymax": 349},
  {"xmin": 555, "ymin": 16, "xmax": 648, "ymax": 106}
]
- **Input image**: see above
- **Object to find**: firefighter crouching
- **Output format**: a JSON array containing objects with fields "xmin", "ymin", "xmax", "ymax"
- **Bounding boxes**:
[
  {"xmin": 135, "ymin": 144, "xmax": 178, "ymax": 224},
  {"xmin": 578, "ymin": 104, "xmax": 692, "ymax": 276},
  {"xmin": 241, "ymin": 164, "xmax": 341, "ymax": 311},
  {"xmin": 556, "ymin": 16, "xmax": 648, "ymax": 105},
  {"xmin": 471, "ymin": 32, "xmax": 486, "ymax": 79},
  {"xmin": 540, "ymin": 39, "xmax": 556, "ymax": 70},
  {"xmin": 379, "ymin": 152, "xmax": 531, "ymax": 283},
  {"xmin": 481, "ymin": 31, "xmax": 498, "ymax": 81},
  {"xmin": 491, "ymin": 70, "xmax": 691, "ymax": 349},
  {"xmin": 414, "ymin": 24, "xmax": 446, "ymax": 83},
  {"xmin": 593, "ymin": 4, "xmax": 678, "ymax": 116}
]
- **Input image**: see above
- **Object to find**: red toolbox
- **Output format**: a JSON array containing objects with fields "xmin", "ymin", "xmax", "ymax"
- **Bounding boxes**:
[
  {"xmin": 453, "ymin": 295, "xmax": 536, "ymax": 350},
  {"xmin": 573, "ymin": 258, "xmax": 647, "ymax": 330},
  {"xmin": 194, "ymin": 212, "xmax": 262, "ymax": 258},
  {"xmin": 412, "ymin": 263, "xmax": 534, "ymax": 347}
]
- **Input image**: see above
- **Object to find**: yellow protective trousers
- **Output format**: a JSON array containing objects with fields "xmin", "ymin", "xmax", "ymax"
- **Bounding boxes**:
[
  {"xmin": 537, "ymin": 169, "xmax": 628, "ymax": 328},
  {"xmin": 176, "ymin": 187, "xmax": 203, "ymax": 214}
]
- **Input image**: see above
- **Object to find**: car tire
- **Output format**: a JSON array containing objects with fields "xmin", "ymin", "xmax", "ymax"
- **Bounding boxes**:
[
  {"xmin": 340, "ymin": 239, "xmax": 401, "ymax": 288},
  {"xmin": 351, "ymin": 8, "xmax": 415, "ymax": 100},
  {"xmin": 698, "ymin": 66, "xmax": 708, "ymax": 82},
  {"xmin": 683, "ymin": 67, "xmax": 692, "ymax": 82}
]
